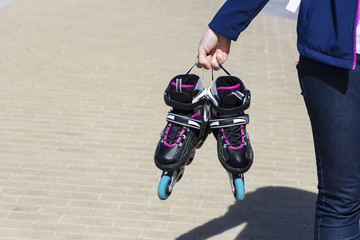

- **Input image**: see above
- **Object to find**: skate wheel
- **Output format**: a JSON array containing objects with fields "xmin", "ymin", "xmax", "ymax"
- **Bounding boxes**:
[
  {"xmin": 186, "ymin": 158, "xmax": 193, "ymax": 166},
  {"xmin": 196, "ymin": 142, "xmax": 203, "ymax": 149},
  {"xmin": 233, "ymin": 175, "xmax": 245, "ymax": 201},
  {"xmin": 158, "ymin": 174, "xmax": 171, "ymax": 200},
  {"xmin": 186, "ymin": 151, "xmax": 195, "ymax": 166}
]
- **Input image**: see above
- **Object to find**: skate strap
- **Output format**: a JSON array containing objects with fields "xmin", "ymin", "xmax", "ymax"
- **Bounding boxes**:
[
  {"xmin": 211, "ymin": 64, "xmax": 231, "ymax": 82},
  {"xmin": 186, "ymin": 63, "xmax": 204, "ymax": 80},
  {"xmin": 219, "ymin": 64, "xmax": 231, "ymax": 76},
  {"xmin": 185, "ymin": 63, "xmax": 196, "ymax": 75},
  {"xmin": 209, "ymin": 115, "xmax": 249, "ymax": 129},
  {"xmin": 167, "ymin": 112, "xmax": 203, "ymax": 130}
]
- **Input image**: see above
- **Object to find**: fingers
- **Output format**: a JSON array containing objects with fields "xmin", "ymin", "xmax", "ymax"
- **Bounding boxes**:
[
  {"xmin": 196, "ymin": 29, "xmax": 217, "ymax": 69},
  {"xmin": 196, "ymin": 28, "xmax": 231, "ymax": 70},
  {"xmin": 209, "ymin": 49, "xmax": 229, "ymax": 70},
  {"xmin": 196, "ymin": 49, "xmax": 228, "ymax": 70},
  {"xmin": 211, "ymin": 50, "xmax": 220, "ymax": 70},
  {"xmin": 196, "ymin": 47, "xmax": 212, "ymax": 69},
  {"xmin": 216, "ymin": 49, "xmax": 229, "ymax": 65},
  {"xmin": 197, "ymin": 48, "xmax": 226, "ymax": 70}
]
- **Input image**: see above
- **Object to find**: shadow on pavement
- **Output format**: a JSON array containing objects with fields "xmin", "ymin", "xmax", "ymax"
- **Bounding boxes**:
[{"xmin": 176, "ymin": 186, "xmax": 316, "ymax": 240}]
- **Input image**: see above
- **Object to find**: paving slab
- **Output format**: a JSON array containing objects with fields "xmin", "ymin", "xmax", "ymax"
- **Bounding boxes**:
[{"xmin": 0, "ymin": 0, "xmax": 316, "ymax": 239}]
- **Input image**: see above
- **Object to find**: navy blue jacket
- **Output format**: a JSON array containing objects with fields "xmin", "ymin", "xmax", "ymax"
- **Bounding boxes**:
[{"xmin": 209, "ymin": 0, "xmax": 359, "ymax": 69}]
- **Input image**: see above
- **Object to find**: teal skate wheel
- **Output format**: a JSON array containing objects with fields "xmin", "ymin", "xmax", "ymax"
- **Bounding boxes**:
[
  {"xmin": 158, "ymin": 174, "xmax": 171, "ymax": 200},
  {"xmin": 233, "ymin": 175, "xmax": 245, "ymax": 201}
]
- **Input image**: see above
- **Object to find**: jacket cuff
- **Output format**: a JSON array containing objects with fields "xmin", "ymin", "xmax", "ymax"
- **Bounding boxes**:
[{"xmin": 209, "ymin": 16, "xmax": 241, "ymax": 41}]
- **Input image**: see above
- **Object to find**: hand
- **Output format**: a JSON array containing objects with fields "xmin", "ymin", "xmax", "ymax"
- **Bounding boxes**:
[{"xmin": 196, "ymin": 28, "xmax": 231, "ymax": 70}]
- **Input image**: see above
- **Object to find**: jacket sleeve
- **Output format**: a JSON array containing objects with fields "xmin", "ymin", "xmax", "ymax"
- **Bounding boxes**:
[{"xmin": 209, "ymin": 0, "xmax": 270, "ymax": 41}]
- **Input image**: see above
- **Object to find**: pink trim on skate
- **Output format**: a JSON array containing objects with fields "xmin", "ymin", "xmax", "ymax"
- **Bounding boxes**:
[
  {"xmin": 164, "ymin": 123, "xmax": 171, "ymax": 141},
  {"xmin": 163, "ymin": 124, "xmax": 186, "ymax": 147},
  {"xmin": 171, "ymin": 82, "xmax": 194, "ymax": 88},
  {"xmin": 191, "ymin": 113, "xmax": 203, "ymax": 118},
  {"xmin": 221, "ymin": 127, "xmax": 244, "ymax": 149},
  {"xmin": 163, "ymin": 123, "xmax": 172, "ymax": 147},
  {"xmin": 217, "ymin": 83, "xmax": 240, "ymax": 90}
]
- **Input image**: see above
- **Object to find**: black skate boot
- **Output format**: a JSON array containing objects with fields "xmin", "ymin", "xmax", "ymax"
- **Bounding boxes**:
[
  {"xmin": 208, "ymin": 65, "xmax": 253, "ymax": 201},
  {"xmin": 154, "ymin": 65, "xmax": 210, "ymax": 200}
]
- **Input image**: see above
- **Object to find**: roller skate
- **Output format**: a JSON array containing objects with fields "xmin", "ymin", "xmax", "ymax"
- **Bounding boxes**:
[
  {"xmin": 154, "ymin": 65, "xmax": 210, "ymax": 200},
  {"xmin": 208, "ymin": 65, "xmax": 254, "ymax": 201}
]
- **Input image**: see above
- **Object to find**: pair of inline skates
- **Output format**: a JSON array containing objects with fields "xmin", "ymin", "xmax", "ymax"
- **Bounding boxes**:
[{"xmin": 154, "ymin": 64, "xmax": 253, "ymax": 201}]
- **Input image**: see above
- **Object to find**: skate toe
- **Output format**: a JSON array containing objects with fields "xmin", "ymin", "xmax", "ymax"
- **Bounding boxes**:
[
  {"xmin": 226, "ymin": 147, "xmax": 249, "ymax": 169},
  {"xmin": 221, "ymin": 143, "xmax": 254, "ymax": 174},
  {"xmin": 154, "ymin": 144, "xmax": 180, "ymax": 165}
]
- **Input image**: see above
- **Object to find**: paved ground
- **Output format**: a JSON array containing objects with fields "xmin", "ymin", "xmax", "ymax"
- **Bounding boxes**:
[{"xmin": 0, "ymin": 0, "xmax": 317, "ymax": 239}]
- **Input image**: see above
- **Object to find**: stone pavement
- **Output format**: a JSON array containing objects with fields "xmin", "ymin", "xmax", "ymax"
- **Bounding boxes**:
[{"xmin": 0, "ymin": 0, "xmax": 317, "ymax": 239}]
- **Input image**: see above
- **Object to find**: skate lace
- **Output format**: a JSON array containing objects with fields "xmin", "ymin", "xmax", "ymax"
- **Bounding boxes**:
[
  {"xmin": 222, "ymin": 125, "xmax": 245, "ymax": 149},
  {"xmin": 163, "ymin": 114, "xmax": 202, "ymax": 147},
  {"xmin": 163, "ymin": 123, "xmax": 186, "ymax": 147}
]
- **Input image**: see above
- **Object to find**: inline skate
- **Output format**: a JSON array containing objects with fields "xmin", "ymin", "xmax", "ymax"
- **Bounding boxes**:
[
  {"xmin": 208, "ymin": 66, "xmax": 254, "ymax": 201},
  {"xmin": 154, "ymin": 65, "xmax": 210, "ymax": 200}
]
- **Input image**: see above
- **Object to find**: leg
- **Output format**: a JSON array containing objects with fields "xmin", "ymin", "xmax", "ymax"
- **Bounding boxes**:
[{"xmin": 297, "ymin": 56, "xmax": 360, "ymax": 240}]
